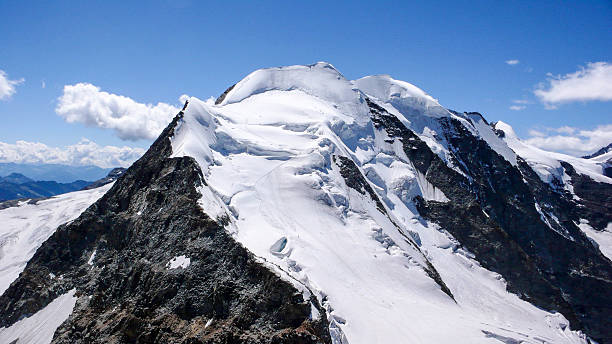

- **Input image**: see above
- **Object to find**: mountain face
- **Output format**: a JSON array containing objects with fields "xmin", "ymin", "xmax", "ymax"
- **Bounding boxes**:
[
  {"xmin": 0, "ymin": 184, "xmax": 114, "ymax": 297},
  {"xmin": 1, "ymin": 63, "xmax": 611, "ymax": 344}
]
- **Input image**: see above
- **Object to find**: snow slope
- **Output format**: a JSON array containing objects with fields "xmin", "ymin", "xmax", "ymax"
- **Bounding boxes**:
[
  {"xmin": 579, "ymin": 220, "xmax": 612, "ymax": 261},
  {"xmin": 0, "ymin": 289, "xmax": 77, "ymax": 344},
  {"xmin": 494, "ymin": 121, "xmax": 612, "ymax": 185},
  {"xmin": 171, "ymin": 63, "xmax": 590, "ymax": 343},
  {"xmin": 0, "ymin": 184, "xmax": 112, "ymax": 294}
]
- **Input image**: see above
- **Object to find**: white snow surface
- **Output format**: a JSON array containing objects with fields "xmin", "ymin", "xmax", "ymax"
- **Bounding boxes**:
[
  {"xmin": 578, "ymin": 220, "xmax": 612, "ymax": 261},
  {"xmin": 355, "ymin": 74, "xmax": 449, "ymax": 118},
  {"xmin": 171, "ymin": 63, "xmax": 591, "ymax": 343},
  {"xmin": 87, "ymin": 249, "xmax": 97, "ymax": 266},
  {"xmin": 495, "ymin": 121, "xmax": 612, "ymax": 185},
  {"xmin": 468, "ymin": 114, "xmax": 517, "ymax": 166},
  {"xmin": 587, "ymin": 150, "xmax": 612, "ymax": 163},
  {"xmin": 167, "ymin": 255, "xmax": 191, "ymax": 269},
  {"xmin": 0, "ymin": 289, "xmax": 77, "ymax": 344},
  {"xmin": 0, "ymin": 183, "xmax": 113, "ymax": 294}
]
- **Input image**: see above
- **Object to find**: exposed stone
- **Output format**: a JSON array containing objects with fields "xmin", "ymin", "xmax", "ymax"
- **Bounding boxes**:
[
  {"xmin": 560, "ymin": 161, "xmax": 612, "ymax": 231},
  {"xmin": 366, "ymin": 98, "xmax": 612, "ymax": 343},
  {"xmin": 214, "ymin": 84, "xmax": 236, "ymax": 105},
  {"xmin": 332, "ymin": 154, "xmax": 455, "ymax": 300},
  {"xmin": 0, "ymin": 109, "xmax": 330, "ymax": 344}
]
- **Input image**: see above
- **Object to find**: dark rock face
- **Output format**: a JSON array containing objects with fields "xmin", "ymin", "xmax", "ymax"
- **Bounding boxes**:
[
  {"xmin": 560, "ymin": 161, "xmax": 612, "ymax": 231},
  {"xmin": 366, "ymin": 99, "xmax": 612, "ymax": 343},
  {"xmin": 333, "ymin": 155, "xmax": 385, "ymax": 213},
  {"xmin": 81, "ymin": 167, "xmax": 127, "ymax": 190},
  {"xmin": 605, "ymin": 160, "xmax": 612, "ymax": 178},
  {"xmin": 0, "ymin": 111, "xmax": 330, "ymax": 343},
  {"xmin": 214, "ymin": 84, "xmax": 236, "ymax": 105}
]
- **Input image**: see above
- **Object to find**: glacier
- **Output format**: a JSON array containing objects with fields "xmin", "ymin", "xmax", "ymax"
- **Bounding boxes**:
[
  {"xmin": 0, "ymin": 184, "xmax": 113, "ymax": 295},
  {"xmin": 170, "ymin": 62, "xmax": 603, "ymax": 343}
]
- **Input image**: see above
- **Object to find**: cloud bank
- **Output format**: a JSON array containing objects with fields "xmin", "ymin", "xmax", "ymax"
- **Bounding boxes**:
[
  {"xmin": 0, "ymin": 139, "xmax": 145, "ymax": 168},
  {"xmin": 505, "ymin": 60, "xmax": 520, "ymax": 65},
  {"xmin": 534, "ymin": 62, "xmax": 612, "ymax": 107},
  {"xmin": 0, "ymin": 70, "xmax": 24, "ymax": 100},
  {"xmin": 525, "ymin": 124, "xmax": 612, "ymax": 157},
  {"xmin": 56, "ymin": 83, "xmax": 180, "ymax": 141}
]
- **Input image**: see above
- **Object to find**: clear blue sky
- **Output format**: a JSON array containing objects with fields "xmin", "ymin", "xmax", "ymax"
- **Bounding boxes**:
[{"xmin": 0, "ymin": 0, "xmax": 610, "ymax": 158}]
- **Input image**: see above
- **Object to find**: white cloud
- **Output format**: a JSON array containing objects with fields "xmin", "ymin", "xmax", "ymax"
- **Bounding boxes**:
[
  {"xmin": 554, "ymin": 126, "xmax": 575, "ymax": 135},
  {"xmin": 512, "ymin": 99, "xmax": 529, "ymax": 104},
  {"xmin": 0, "ymin": 139, "xmax": 145, "ymax": 168},
  {"xmin": 0, "ymin": 70, "xmax": 24, "ymax": 100},
  {"xmin": 525, "ymin": 124, "xmax": 612, "ymax": 156},
  {"xmin": 56, "ymin": 83, "xmax": 180, "ymax": 141},
  {"xmin": 505, "ymin": 60, "xmax": 520, "ymax": 65},
  {"xmin": 41, "ymin": 80, "xmax": 46, "ymax": 89},
  {"xmin": 534, "ymin": 62, "xmax": 612, "ymax": 106},
  {"xmin": 509, "ymin": 105, "xmax": 526, "ymax": 111},
  {"xmin": 528, "ymin": 129, "xmax": 545, "ymax": 137}
]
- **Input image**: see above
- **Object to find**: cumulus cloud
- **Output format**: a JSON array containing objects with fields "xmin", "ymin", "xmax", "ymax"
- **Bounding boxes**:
[
  {"xmin": 554, "ymin": 126, "xmax": 575, "ymax": 135},
  {"xmin": 534, "ymin": 62, "xmax": 612, "ymax": 107},
  {"xmin": 525, "ymin": 124, "xmax": 612, "ymax": 157},
  {"xmin": 509, "ymin": 105, "xmax": 526, "ymax": 111},
  {"xmin": 0, "ymin": 139, "xmax": 145, "ymax": 168},
  {"xmin": 56, "ymin": 83, "xmax": 181, "ymax": 141},
  {"xmin": 528, "ymin": 129, "xmax": 545, "ymax": 137},
  {"xmin": 505, "ymin": 60, "xmax": 520, "ymax": 65},
  {"xmin": 0, "ymin": 70, "xmax": 24, "ymax": 100}
]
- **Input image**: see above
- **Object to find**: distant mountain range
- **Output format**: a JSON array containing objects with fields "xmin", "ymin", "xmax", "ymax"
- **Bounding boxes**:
[
  {"xmin": 0, "ymin": 173, "xmax": 90, "ymax": 201},
  {"xmin": 0, "ymin": 163, "xmax": 111, "ymax": 183},
  {"xmin": 80, "ymin": 168, "xmax": 126, "ymax": 190},
  {"xmin": 0, "ymin": 168, "xmax": 126, "ymax": 202}
]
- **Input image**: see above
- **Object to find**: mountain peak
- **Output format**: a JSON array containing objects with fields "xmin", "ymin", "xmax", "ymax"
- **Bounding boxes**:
[
  {"xmin": 3, "ymin": 63, "xmax": 612, "ymax": 344},
  {"xmin": 167, "ymin": 65, "xmax": 612, "ymax": 342},
  {"xmin": 215, "ymin": 63, "xmax": 450, "ymax": 123},
  {"xmin": 215, "ymin": 62, "xmax": 357, "ymax": 107},
  {"xmin": 355, "ymin": 74, "xmax": 449, "ymax": 118},
  {"xmin": 0, "ymin": 173, "xmax": 33, "ymax": 184}
]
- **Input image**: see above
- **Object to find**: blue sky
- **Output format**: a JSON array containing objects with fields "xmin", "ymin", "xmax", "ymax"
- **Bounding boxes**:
[{"xmin": 0, "ymin": 0, "xmax": 610, "ymax": 166}]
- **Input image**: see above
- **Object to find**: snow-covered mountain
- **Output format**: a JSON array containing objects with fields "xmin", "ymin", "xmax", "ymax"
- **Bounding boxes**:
[
  {"xmin": 1, "ymin": 62, "xmax": 611, "ymax": 344},
  {"xmin": 583, "ymin": 143, "xmax": 612, "ymax": 160}
]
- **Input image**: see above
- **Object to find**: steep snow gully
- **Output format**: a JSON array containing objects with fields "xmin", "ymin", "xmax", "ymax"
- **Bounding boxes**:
[{"xmin": 2, "ymin": 62, "xmax": 611, "ymax": 344}]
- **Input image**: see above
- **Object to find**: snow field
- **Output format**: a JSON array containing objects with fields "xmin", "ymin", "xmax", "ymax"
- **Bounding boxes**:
[{"xmin": 171, "ymin": 62, "xmax": 592, "ymax": 343}]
